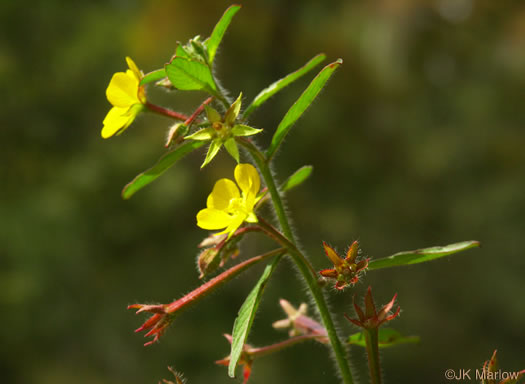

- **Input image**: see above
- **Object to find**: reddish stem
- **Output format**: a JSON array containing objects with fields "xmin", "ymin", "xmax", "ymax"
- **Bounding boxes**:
[
  {"xmin": 183, "ymin": 97, "xmax": 213, "ymax": 126},
  {"xmin": 249, "ymin": 334, "xmax": 327, "ymax": 359},
  {"xmin": 145, "ymin": 102, "xmax": 189, "ymax": 121},
  {"xmin": 165, "ymin": 248, "xmax": 284, "ymax": 313}
]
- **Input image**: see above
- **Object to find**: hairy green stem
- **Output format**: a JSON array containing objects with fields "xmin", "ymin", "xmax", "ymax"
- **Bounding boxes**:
[
  {"xmin": 239, "ymin": 138, "xmax": 355, "ymax": 384},
  {"xmin": 364, "ymin": 328, "xmax": 382, "ymax": 384},
  {"xmin": 256, "ymin": 217, "xmax": 317, "ymax": 278}
]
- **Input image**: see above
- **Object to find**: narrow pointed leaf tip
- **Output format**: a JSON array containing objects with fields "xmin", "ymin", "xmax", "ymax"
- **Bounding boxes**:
[
  {"xmin": 207, "ymin": 5, "xmax": 242, "ymax": 65},
  {"xmin": 266, "ymin": 59, "xmax": 342, "ymax": 159},
  {"xmin": 243, "ymin": 53, "xmax": 327, "ymax": 119},
  {"xmin": 122, "ymin": 141, "xmax": 205, "ymax": 199},
  {"xmin": 282, "ymin": 165, "xmax": 313, "ymax": 192},
  {"xmin": 368, "ymin": 240, "xmax": 480, "ymax": 271},
  {"xmin": 229, "ymin": 255, "xmax": 282, "ymax": 377}
]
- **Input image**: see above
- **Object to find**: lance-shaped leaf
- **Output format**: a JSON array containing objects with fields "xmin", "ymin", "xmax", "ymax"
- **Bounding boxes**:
[
  {"xmin": 348, "ymin": 328, "xmax": 420, "ymax": 349},
  {"xmin": 243, "ymin": 53, "xmax": 326, "ymax": 119},
  {"xmin": 140, "ymin": 68, "xmax": 167, "ymax": 86},
  {"xmin": 266, "ymin": 59, "xmax": 342, "ymax": 159},
  {"xmin": 229, "ymin": 255, "xmax": 282, "ymax": 378},
  {"xmin": 165, "ymin": 57, "xmax": 217, "ymax": 93},
  {"xmin": 368, "ymin": 241, "xmax": 480, "ymax": 271},
  {"xmin": 122, "ymin": 141, "xmax": 205, "ymax": 199},
  {"xmin": 282, "ymin": 165, "xmax": 313, "ymax": 192},
  {"xmin": 207, "ymin": 5, "xmax": 241, "ymax": 65}
]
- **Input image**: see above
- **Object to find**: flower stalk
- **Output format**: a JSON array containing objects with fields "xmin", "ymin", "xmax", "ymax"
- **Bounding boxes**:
[
  {"xmin": 129, "ymin": 248, "xmax": 285, "ymax": 345},
  {"xmin": 145, "ymin": 102, "xmax": 189, "ymax": 121},
  {"xmin": 345, "ymin": 287, "xmax": 401, "ymax": 384},
  {"xmin": 364, "ymin": 328, "xmax": 382, "ymax": 384}
]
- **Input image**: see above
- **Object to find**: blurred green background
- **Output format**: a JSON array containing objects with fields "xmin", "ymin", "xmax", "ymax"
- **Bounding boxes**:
[{"xmin": 2, "ymin": 0, "xmax": 524, "ymax": 383}]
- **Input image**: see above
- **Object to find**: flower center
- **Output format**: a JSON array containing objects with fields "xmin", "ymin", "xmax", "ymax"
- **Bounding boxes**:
[{"xmin": 228, "ymin": 197, "xmax": 249, "ymax": 216}]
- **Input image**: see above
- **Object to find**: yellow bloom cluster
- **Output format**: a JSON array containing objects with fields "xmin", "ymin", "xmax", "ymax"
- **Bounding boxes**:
[
  {"xmin": 102, "ymin": 57, "xmax": 146, "ymax": 139},
  {"xmin": 197, "ymin": 164, "xmax": 261, "ymax": 238}
]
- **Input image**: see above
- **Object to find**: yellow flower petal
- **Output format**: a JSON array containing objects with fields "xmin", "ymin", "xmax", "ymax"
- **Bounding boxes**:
[
  {"xmin": 234, "ymin": 163, "xmax": 260, "ymax": 199},
  {"xmin": 126, "ymin": 56, "xmax": 142, "ymax": 81},
  {"xmin": 220, "ymin": 213, "xmax": 247, "ymax": 239},
  {"xmin": 207, "ymin": 178, "xmax": 240, "ymax": 210},
  {"xmin": 106, "ymin": 72, "xmax": 140, "ymax": 108},
  {"xmin": 197, "ymin": 208, "xmax": 235, "ymax": 230},
  {"xmin": 245, "ymin": 212, "xmax": 258, "ymax": 223},
  {"xmin": 101, "ymin": 106, "xmax": 134, "ymax": 139}
]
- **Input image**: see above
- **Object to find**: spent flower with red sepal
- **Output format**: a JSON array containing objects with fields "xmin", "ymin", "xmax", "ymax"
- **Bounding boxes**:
[
  {"xmin": 216, "ymin": 331, "xmax": 330, "ymax": 384},
  {"xmin": 128, "ymin": 250, "xmax": 282, "ymax": 346},
  {"xmin": 216, "ymin": 334, "xmax": 254, "ymax": 384},
  {"xmin": 480, "ymin": 350, "xmax": 525, "ymax": 384},
  {"xmin": 319, "ymin": 241, "xmax": 369, "ymax": 290},
  {"xmin": 345, "ymin": 286, "xmax": 400, "ymax": 330},
  {"xmin": 127, "ymin": 303, "xmax": 173, "ymax": 346}
]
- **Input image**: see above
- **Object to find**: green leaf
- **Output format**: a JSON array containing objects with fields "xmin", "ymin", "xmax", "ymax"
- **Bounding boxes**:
[
  {"xmin": 201, "ymin": 139, "xmax": 222, "ymax": 168},
  {"xmin": 165, "ymin": 57, "xmax": 217, "ymax": 93},
  {"xmin": 243, "ymin": 53, "xmax": 327, "ymax": 119},
  {"xmin": 224, "ymin": 138, "xmax": 240, "ymax": 163},
  {"xmin": 229, "ymin": 256, "xmax": 281, "ymax": 378},
  {"xmin": 140, "ymin": 68, "xmax": 167, "ymax": 86},
  {"xmin": 266, "ymin": 59, "xmax": 342, "ymax": 159},
  {"xmin": 207, "ymin": 5, "xmax": 241, "ymax": 65},
  {"xmin": 368, "ymin": 241, "xmax": 480, "ymax": 271},
  {"xmin": 282, "ymin": 165, "xmax": 313, "ymax": 192},
  {"xmin": 122, "ymin": 141, "xmax": 205, "ymax": 199},
  {"xmin": 348, "ymin": 328, "xmax": 420, "ymax": 349}
]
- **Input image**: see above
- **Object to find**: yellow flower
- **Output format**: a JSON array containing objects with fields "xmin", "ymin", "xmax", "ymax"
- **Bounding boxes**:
[
  {"xmin": 102, "ymin": 57, "xmax": 147, "ymax": 139},
  {"xmin": 197, "ymin": 163, "xmax": 260, "ymax": 238}
]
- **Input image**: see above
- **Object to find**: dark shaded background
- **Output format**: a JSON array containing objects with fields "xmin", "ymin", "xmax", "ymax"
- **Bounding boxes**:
[{"xmin": 2, "ymin": 0, "xmax": 524, "ymax": 383}]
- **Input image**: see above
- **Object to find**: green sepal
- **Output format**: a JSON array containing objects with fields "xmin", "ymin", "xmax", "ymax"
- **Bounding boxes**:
[
  {"xmin": 368, "ymin": 241, "xmax": 480, "ymax": 271},
  {"xmin": 205, "ymin": 105, "xmax": 222, "ymax": 123},
  {"xmin": 165, "ymin": 56, "xmax": 217, "ymax": 93},
  {"xmin": 348, "ymin": 328, "xmax": 420, "ymax": 349},
  {"xmin": 231, "ymin": 124, "xmax": 262, "ymax": 137},
  {"xmin": 225, "ymin": 93, "xmax": 242, "ymax": 125},
  {"xmin": 140, "ymin": 68, "xmax": 167, "ymax": 86},
  {"xmin": 185, "ymin": 128, "xmax": 215, "ymax": 141},
  {"xmin": 282, "ymin": 165, "xmax": 313, "ymax": 192},
  {"xmin": 207, "ymin": 5, "xmax": 242, "ymax": 65},
  {"xmin": 224, "ymin": 138, "xmax": 240, "ymax": 163},
  {"xmin": 122, "ymin": 141, "xmax": 205, "ymax": 199},
  {"xmin": 201, "ymin": 139, "xmax": 223, "ymax": 168}
]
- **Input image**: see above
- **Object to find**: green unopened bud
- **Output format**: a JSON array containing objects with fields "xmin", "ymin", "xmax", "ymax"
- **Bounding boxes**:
[
  {"xmin": 197, "ymin": 247, "xmax": 221, "ymax": 278},
  {"xmin": 197, "ymin": 232, "xmax": 243, "ymax": 278},
  {"xmin": 165, "ymin": 123, "xmax": 186, "ymax": 147}
]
